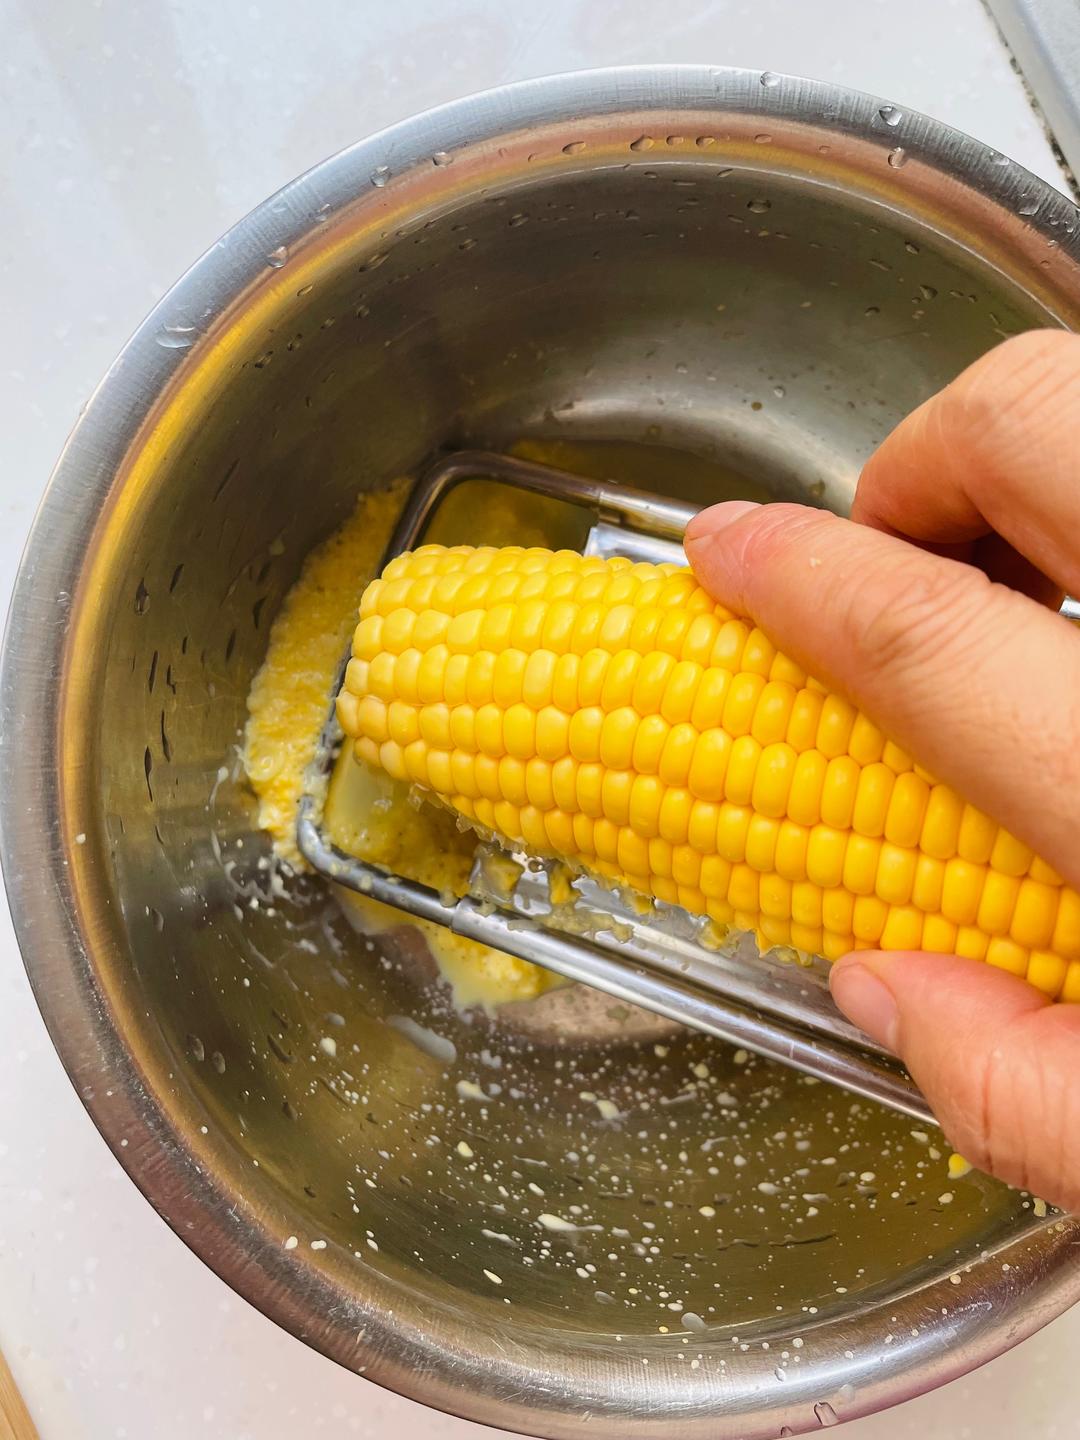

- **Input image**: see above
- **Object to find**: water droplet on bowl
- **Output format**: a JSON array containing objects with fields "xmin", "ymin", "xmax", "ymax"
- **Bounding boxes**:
[
  {"xmin": 695, "ymin": 135, "xmax": 716, "ymax": 149},
  {"xmin": 629, "ymin": 135, "xmax": 654, "ymax": 152},
  {"xmin": 371, "ymin": 165, "xmax": 390, "ymax": 187},
  {"xmin": 879, "ymin": 104, "xmax": 903, "ymax": 127},
  {"xmin": 432, "ymin": 151, "xmax": 453, "ymax": 167},
  {"xmin": 989, "ymin": 150, "xmax": 1010, "ymax": 166},
  {"xmin": 562, "ymin": 140, "xmax": 586, "ymax": 155},
  {"xmin": 814, "ymin": 1401, "xmax": 839, "ymax": 1426},
  {"xmin": 754, "ymin": 132, "xmax": 772, "ymax": 144},
  {"xmin": 156, "ymin": 322, "xmax": 197, "ymax": 349},
  {"xmin": 1018, "ymin": 196, "xmax": 1040, "ymax": 217},
  {"xmin": 747, "ymin": 197, "xmax": 771, "ymax": 214},
  {"xmin": 760, "ymin": 70, "xmax": 780, "ymax": 87},
  {"xmin": 887, "ymin": 146, "xmax": 907, "ymax": 169},
  {"xmin": 266, "ymin": 245, "xmax": 289, "ymax": 268},
  {"xmin": 665, "ymin": 135, "xmax": 685, "ymax": 147}
]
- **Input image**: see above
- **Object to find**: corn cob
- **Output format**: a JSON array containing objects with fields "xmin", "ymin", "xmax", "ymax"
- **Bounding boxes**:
[{"xmin": 336, "ymin": 544, "xmax": 1080, "ymax": 1001}]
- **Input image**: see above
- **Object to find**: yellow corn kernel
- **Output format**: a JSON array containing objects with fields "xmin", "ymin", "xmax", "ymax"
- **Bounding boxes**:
[
  {"xmin": 843, "ymin": 834, "xmax": 881, "ymax": 897},
  {"xmin": 822, "ymin": 929, "xmax": 852, "ymax": 960},
  {"xmin": 690, "ymin": 669, "xmax": 731, "ymax": 731},
  {"xmin": 725, "ymin": 735, "xmax": 763, "ymax": 806},
  {"xmin": 921, "ymin": 785, "xmax": 963, "ymax": 860},
  {"xmin": 751, "ymin": 679, "xmax": 796, "ymax": 745},
  {"xmin": 941, "ymin": 858, "xmax": 985, "ymax": 927},
  {"xmin": 791, "ymin": 880, "xmax": 823, "ymax": 927},
  {"xmin": 807, "ymin": 825, "xmax": 847, "ymax": 889},
  {"xmin": 658, "ymin": 788, "xmax": 692, "ymax": 845},
  {"xmin": 688, "ymin": 728, "xmax": 732, "ymax": 802},
  {"xmin": 774, "ymin": 821, "xmax": 809, "ymax": 882},
  {"xmin": 688, "ymin": 799, "xmax": 722, "ymax": 852},
  {"xmin": 1029, "ymin": 856, "xmax": 1063, "ymax": 886},
  {"xmin": 1052, "ymin": 888, "xmax": 1080, "ymax": 961},
  {"xmin": 722, "ymin": 673, "xmax": 766, "ymax": 737},
  {"xmin": 1061, "ymin": 960, "xmax": 1080, "ymax": 1003},
  {"xmin": 728, "ymin": 863, "xmax": 760, "ymax": 913},
  {"xmin": 1027, "ymin": 951, "xmax": 1067, "ymax": 999},
  {"xmin": 822, "ymin": 886, "xmax": 854, "ymax": 936},
  {"xmin": 922, "ymin": 914, "xmax": 958, "ymax": 954},
  {"xmin": 912, "ymin": 854, "xmax": 944, "ymax": 913},
  {"xmin": 752, "ymin": 742, "xmax": 796, "ymax": 820},
  {"xmin": 716, "ymin": 804, "xmax": 752, "ymax": 863},
  {"xmin": 954, "ymin": 925, "xmax": 989, "ymax": 962},
  {"xmin": 786, "ymin": 688, "xmax": 824, "ymax": 752},
  {"xmin": 744, "ymin": 814, "xmax": 780, "ymax": 873},
  {"xmin": 986, "ymin": 936, "xmax": 1029, "ymax": 976},
  {"xmin": 817, "ymin": 694, "xmax": 856, "ymax": 759},
  {"xmin": 957, "ymin": 806, "xmax": 997, "ymax": 865},
  {"xmin": 700, "ymin": 854, "xmax": 733, "ymax": 900},
  {"xmin": 876, "ymin": 843, "xmax": 917, "ymax": 907},
  {"xmin": 852, "ymin": 763, "xmax": 894, "ymax": 838},
  {"xmin": 598, "ymin": 649, "xmax": 639, "ymax": 710},
  {"xmin": 602, "ymin": 770, "xmax": 633, "ymax": 826},
  {"xmin": 848, "ymin": 713, "xmax": 885, "ymax": 765},
  {"xmin": 881, "ymin": 740, "xmax": 912, "ymax": 773},
  {"xmin": 792, "ymin": 922, "xmax": 825, "ymax": 954},
  {"xmin": 1011, "ymin": 878, "xmax": 1057, "ymax": 950},
  {"xmin": 759, "ymin": 915, "xmax": 793, "ymax": 948},
  {"xmin": 852, "ymin": 895, "xmax": 887, "ymax": 943},
  {"xmin": 788, "ymin": 748, "xmax": 827, "ymax": 828},
  {"xmin": 976, "ymin": 870, "xmax": 1020, "ymax": 936},
  {"xmin": 659, "ymin": 722, "xmax": 698, "ymax": 788},
  {"xmin": 760, "ymin": 873, "xmax": 792, "ymax": 919},
  {"xmin": 989, "ymin": 828, "xmax": 1033, "ymax": 877},
  {"xmin": 881, "ymin": 905, "xmax": 923, "ymax": 951},
  {"xmin": 883, "ymin": 771, "xmax": 930, "ymax": 848},
  {"xmin": 710, "ymin": 618, "xmax": 749, "ymax": 671},
  {"xmin": 820, "ymin": 755, "xmax": 859, "ymax": 830}
]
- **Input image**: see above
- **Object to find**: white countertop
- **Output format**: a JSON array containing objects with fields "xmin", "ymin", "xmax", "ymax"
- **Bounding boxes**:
[{"xmin": 3, "ymin": 1, "xmax": 1078, "ymax": 1436}]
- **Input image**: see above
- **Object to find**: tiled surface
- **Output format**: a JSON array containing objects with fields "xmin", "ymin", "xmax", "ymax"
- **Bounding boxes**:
[{"xmin": 2, "ymin": 1, "xmax": 1076, "ymax": 1435}]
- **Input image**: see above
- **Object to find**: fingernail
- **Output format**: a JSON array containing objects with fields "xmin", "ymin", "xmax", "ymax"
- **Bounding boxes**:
[
  {"xmin": 684, "ymin": 500, "xmax": 761, "ymax": 546},
  {"xmin": 830, "ymin": 961, "xmax": 900, "ymax": 1052}
]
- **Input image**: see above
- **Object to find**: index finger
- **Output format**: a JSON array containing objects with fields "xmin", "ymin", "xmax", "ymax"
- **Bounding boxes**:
[{"xmin": 855, "ymin": 329, "xmax": 1080, "ymax": 602}]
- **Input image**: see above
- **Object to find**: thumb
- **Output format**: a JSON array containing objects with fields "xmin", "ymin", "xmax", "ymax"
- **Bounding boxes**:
[{"xmin": 830, "ymin": 951, "xmax": 1080, "ymax": 1210}]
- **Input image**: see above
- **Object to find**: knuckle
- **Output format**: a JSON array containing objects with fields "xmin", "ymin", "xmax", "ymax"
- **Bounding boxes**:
[
  {"xmin": 945, "ymin": 330, "xmax": 1080, "ymax": 465},
  {"xmin": 848, "ymin": 558, "xmax": 991, "ymax": 699}
]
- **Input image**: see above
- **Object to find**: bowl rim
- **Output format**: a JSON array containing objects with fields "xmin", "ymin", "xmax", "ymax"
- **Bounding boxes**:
[{"xmin": 4, "ymin": 63, "xmax": 1080, "ymax": 1440}]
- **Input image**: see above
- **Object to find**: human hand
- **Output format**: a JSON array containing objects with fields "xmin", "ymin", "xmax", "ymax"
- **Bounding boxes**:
[{"xmin": 685, "ymin": 330, "xmax": 1080, "ymax": 1210}]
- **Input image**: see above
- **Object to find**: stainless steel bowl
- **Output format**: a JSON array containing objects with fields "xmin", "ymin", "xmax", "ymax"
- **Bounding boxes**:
[{"xmin": 4, "ymin": 66, "xmax": 1080, "ymax": 1440}]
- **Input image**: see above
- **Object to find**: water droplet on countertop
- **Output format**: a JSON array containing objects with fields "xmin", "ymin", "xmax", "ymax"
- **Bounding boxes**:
[
  {"xmin": 814, "ymin": 1401, "xmax": 839, "ymax": 1426},
  {"xmin": 887, "ymin": 146, "xmax": 907, "ymax": 169},
  {"xmin": 432, "ymin": 151, "xmax": 452, "ymax": 167},
  {"xmin": 879, "ymin": 104, "xmax": 903, "ymax": 127},
  {"xmin": 266, "ymin": 245, "xmax": 289, "ymax": 268},
  {"xmin": 747, "ymin": 197, "xmax": 771, "ymax": 214},
  {"xmin": 371, "ymin": 165, "xmax": 390, "ymax": 187},
  {"xmin": 156, "ymin": 322, "xmax": 198, "ymax": 349},
  {"xmin": 773, "ymin": 384, "xmax": 786, "ymax": 398},
  {"xmin": 629, "ymin": 135, "xmax": 654, "ymax": 152},
  {"xmin": 760, "ymin": 70, "xmax": 780, "ymax": 87}
]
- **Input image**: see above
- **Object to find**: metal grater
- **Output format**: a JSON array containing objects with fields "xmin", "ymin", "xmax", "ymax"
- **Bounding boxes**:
[{"xmin": 297, "ymin": 451, "xmax": 939, "ymax": 1120}]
